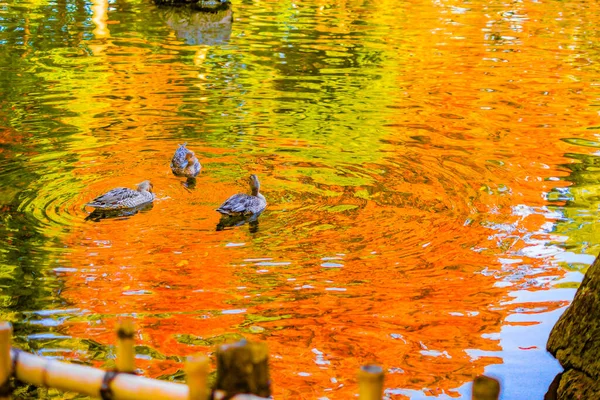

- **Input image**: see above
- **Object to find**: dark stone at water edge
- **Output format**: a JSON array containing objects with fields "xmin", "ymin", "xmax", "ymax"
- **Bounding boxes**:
[
  {"xmin": 545, "ymin": 370, "xmax": 600, "ymax": 399},
  {"xmin": 153, "ymin": 0, "xmax": 231, "ymax": 13},
  {"xmin": 546, "ymin": 253, "xmax": 600, "ymax": 399},
  {"xmin": 157, "ymin": 5, "xmax": 232, "ymax": 46}
]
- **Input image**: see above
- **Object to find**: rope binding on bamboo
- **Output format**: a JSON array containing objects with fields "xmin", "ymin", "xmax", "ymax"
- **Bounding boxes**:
[
  {"xmin": 100, "ymin": 370, "xmax": 119, "ymax": 400},
  {"xmin": 100, "ymin": 369, "xmax": 137, "ymax": 400},
  {"xmin": 116, "ymin": 328, "xmax": 135, "ymax": 341}
]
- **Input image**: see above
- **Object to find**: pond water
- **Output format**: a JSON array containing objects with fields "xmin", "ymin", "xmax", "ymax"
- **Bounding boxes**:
[{"xmin": 1, "ymin": 0, "xmax": 600, "ymax": 398}]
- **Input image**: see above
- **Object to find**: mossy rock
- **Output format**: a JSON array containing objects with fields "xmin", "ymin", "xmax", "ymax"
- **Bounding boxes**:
[
  {"xmin": 547, "ymin": 253, "xmax": 600, "ymax": 379},
  {"xmin": 546, "ymin": 252, "xmax": 600, "ymax": 399},
  {"xmin": 154, "ymin": 0, "xmax": 231, "ymax": 13},
  {"xmin": 552, "ymin": 370, "xmax": 600, "ymax": 399}
]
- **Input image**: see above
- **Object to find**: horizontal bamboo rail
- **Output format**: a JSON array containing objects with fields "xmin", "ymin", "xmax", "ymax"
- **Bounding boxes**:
[
  {"xmin": 0, "ymin": 322, "xmax": 265, "ymax": 400},
  {"xmin": 0, "ymin": 321, "xmax": 501, "ymax": 399}
]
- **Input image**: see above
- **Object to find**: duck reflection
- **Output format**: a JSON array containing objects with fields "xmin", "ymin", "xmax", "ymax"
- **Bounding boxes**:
[
  {"xmin": 184, "ymin": 177, "xmax": 197, "ymax": 189},
  {"xmin": 85, "ymin": 203, "xmax": 154, "ymax": 222},
  {"xmin": 156, "ymin": 2, "xmax": 233, "ymax": 46},
  {"xmin": 216, "ymin": 212, "xmax": 262, "ymax": 233}
]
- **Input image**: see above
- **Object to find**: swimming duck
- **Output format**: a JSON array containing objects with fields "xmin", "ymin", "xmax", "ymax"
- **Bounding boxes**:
[
  {"xmin": 216, "ymin": 174, "xmax": 267, "ymax": 216},
  {"xmin": 171, "ymin": 143, "xmax": 201, "ymax": 178},
  {"xmin": 86, "ymin": 181, "xmax": 155, "ymax": 210}
]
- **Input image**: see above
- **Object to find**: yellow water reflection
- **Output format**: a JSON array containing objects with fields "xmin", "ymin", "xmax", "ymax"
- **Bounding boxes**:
[{"xmin": 2, "ymin": 0, "xmax": 600, "ymax": 398}]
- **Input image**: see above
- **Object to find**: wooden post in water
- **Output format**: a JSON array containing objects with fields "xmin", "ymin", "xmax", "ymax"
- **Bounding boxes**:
[
  {"xmin": 472, "ymin": 376, "xmax": 500, "ymax": 400},
  {"xmin": 358, "ymin": 364, "xmax": 384, "ymax": 400},
  {"xmin": 185, "ymin": 355, "xmax": 209, "ymax": 400},
  {"xmin": 214, "ymin": 340, "xmax": 270, "ymax": 398},
  {"xmin": 0, "ymin": 322, "xmax": 12, "ymax": 400},
  {"xmin": 116, "ymin": 319, "xmax": 136, "ymax": 373}
]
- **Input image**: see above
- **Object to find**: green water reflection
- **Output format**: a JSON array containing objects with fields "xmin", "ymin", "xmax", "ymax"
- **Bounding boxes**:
[{"xmin": 1, "ymin": 0, "xmax": 600, "ymax": 398}]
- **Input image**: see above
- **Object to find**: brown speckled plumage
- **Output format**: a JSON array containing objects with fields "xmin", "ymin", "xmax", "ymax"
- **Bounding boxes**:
[
  {"xmin": 86, "ymin": 181, "xmax": 155, "ymax": 210},
  {"xmin": 171, "ymin": 143, "xmax": 201, "ymax": 178}
]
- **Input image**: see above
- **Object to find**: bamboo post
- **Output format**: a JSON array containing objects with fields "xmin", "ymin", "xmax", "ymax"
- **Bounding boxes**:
[
  {"xmin": 185, "ymin": 355, "xmax": 209, "ymax": 400},
  {"xmin": 472, "ymin": 376, "xmax": 500, "ymax": 400},
  {"xmin": 214, "ymin": 340, "xmax": 270, "ymax": 398},
  {"xmin": 358, "ymin": 364, "xmax": 384, "ymax": 400},
  {"xmin": 116, "ymin": 318, "xmax": 135, "ymax": 374},
  {"xmin": 0, "ymin": 322, "xmax": 12, "ymax": 400}
]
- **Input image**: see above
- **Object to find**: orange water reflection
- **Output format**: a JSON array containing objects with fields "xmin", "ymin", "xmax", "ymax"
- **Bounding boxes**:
[{"xmin": 10, "ymin": 0, "xmax": 600, "ymax": 398}]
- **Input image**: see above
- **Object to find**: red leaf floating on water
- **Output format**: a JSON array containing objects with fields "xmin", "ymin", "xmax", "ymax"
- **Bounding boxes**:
[{"xmin": 519, "ymin": 346, "xmax": 539, "ymax": 350}]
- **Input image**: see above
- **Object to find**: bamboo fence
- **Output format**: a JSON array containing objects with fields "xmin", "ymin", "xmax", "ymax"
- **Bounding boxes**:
[{"xmin": 0, "ymin": 321, "xmax": 500, "ymax": 399}]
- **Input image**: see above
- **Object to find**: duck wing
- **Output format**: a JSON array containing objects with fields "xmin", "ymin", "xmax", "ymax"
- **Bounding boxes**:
[
  {"xmin": 171, "ymin": 145, "xmax": 190, "ymax": 170},
  {"xmin": 216, "ymin": 194, "xmax": 258, "ymax": 215},
  {"xmin": 87, "ymin": 187, "xmax": 140, "ymax": 209},
  {"xmin": 188, "ymin": 158, "xmax": 202, "ymax": 177}
]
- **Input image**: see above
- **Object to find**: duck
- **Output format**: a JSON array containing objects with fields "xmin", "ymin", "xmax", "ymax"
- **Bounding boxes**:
[
  {"xmin": 171, "ymin": 143, "xmax": 201, "ymax": 178},
  {"xmin": 216, "ymin": 174, "xmax": 267, "ymax": 216},
  {"xmin": 86, "ymin": 180, "xmax": 155, "ymax": 210}
]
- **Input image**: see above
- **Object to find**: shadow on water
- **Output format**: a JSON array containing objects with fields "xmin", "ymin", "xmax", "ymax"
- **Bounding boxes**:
[
  {"xmin": 171, "ymin": 174, "xmax": 198, "ymax": 189},
  {"xmin": 156, "ymin": 2, "xmax": 233, "ymax": 46},
  {"xmin": 84, "ymin": 203, "xmax": 154, "ymax": 223},
  {"xmin": 216, "ymin": 212, "xmax": 262, "ymax": 233},
  {"xmin": 184, "ymin": 177, "xmax": 197, "ymax": 189}
]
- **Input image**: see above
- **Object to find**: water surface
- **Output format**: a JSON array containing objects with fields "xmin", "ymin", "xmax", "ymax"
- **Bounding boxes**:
[{"xmin": 1, "ymin": 0, "xmax": 600, "ymax": 398}]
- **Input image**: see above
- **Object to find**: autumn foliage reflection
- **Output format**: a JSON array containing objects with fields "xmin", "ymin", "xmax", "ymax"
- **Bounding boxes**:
[{"xmin": 24, "ymin": 0, "xmax": 599, "ymax": 398}]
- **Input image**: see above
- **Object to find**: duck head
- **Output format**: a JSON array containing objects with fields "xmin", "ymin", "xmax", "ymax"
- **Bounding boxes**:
[
  {"xmin": 185, "ymin": 151, "xmax": 197, "ymax": 164},
  {"xmin": 137, "ymin": 180, "xmax": 153, "ymax": 193},
  {"xmin": 249, "ymin": 174, "xmax": 260, "ymax": 196}
]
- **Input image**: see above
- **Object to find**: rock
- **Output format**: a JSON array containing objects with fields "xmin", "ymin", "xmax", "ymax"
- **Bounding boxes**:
[
  {"xmin": 154, "ymin": 0, "xmax": 197, "ymax": 6},
  {"xmin": 154, "ymin": 0, "xmax": 231, "ymax": 13},
  {"xmin": 547, "ymin": 370, "xmax": 600, "ymax": 399},
  {"xmin": 190, "ymin": 0, "xmax": 230, "ymax": 13},
  {"xmin": 157, "ymin": 5, "xmax": 232, "ymax": 46},
  {"xmin": 546, "ymin": 253, "xmax": 600, "ymax": 398}
]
